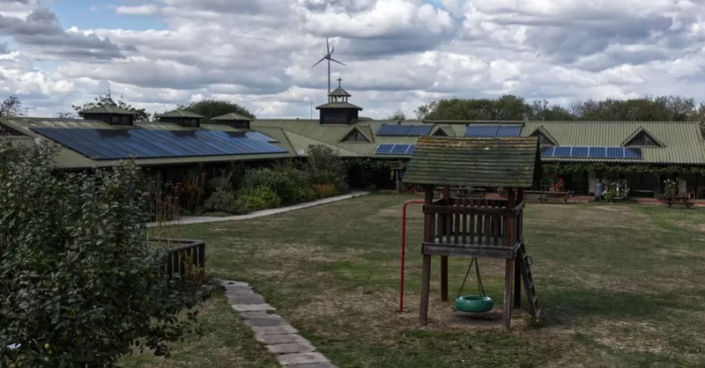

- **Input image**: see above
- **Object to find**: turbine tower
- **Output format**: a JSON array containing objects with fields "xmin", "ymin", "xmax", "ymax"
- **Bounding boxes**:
[{"xmin": 312, "ymin": 38, "xmax": 346, "ymax": 100}]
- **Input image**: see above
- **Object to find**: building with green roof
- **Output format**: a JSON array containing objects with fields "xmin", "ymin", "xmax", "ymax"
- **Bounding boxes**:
[{"xmin": 3, "ymin": 85, "xmax": 705, "ymax": 197}]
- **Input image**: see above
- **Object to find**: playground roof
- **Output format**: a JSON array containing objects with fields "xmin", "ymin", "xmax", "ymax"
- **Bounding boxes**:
[{"xmin": 402, "ymin": 137, "xmax": 541, "ymax": 188}]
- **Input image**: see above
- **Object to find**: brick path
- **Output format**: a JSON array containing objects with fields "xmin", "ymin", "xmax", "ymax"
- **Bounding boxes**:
[{"xmin": 221, "ymin": 280, "xmax": 338, "ymax": 368}]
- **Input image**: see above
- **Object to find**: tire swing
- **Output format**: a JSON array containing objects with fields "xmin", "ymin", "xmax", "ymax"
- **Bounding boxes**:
[{"xmin": 455, "ymin": 257, "xmax": 494, "ymax": 313}]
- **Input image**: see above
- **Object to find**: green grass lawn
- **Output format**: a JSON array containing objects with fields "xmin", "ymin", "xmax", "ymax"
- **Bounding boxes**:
[{"xmin": 121, "ymin": 194, "xmax": 705, "ymax": 368}]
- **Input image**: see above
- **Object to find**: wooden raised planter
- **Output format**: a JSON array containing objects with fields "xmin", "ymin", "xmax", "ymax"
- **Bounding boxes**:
[{"xmin": 152, "ymin": 238, "xmax": 206, "ymax": 278}]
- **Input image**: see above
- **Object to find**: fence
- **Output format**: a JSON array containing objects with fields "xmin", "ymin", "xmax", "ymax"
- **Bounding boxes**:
[{"xmin": 152, "ymin": 239, "xmax": 206, "ymax": 278}]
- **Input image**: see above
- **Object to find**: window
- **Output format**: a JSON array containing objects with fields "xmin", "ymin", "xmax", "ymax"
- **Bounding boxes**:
[
  {"xmin": 120, "ymin": 116, "xmax": 131, "ymax": 125},
  {"xmin": 111, "ymin": 115, "xmax": 120, "ymax": 124},
  {"xmin": 342, "ymin": 129, "xmax": 370, "ymax": 142},
  {"xmin": 234, "ymin": 121, "xmax": 250, "ymax": 129},
  {"xmin": 433, "ymin": 129, "xmax": 447, "ymax": 136},
  {"xmin": 625, "ymin": 132, "xmax": 660, "ymax": 147}
]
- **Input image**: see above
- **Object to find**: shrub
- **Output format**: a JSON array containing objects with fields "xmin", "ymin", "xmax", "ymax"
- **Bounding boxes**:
[
  {"xmin": 0, "ymin": 141, "xmax": 211, "ymax": 368},
  {"xmin": 242, "ymin": 168, "xmax": 300, "ymax": 205},
  {"xmin": 237, "ymin": 187, "xmax": 281, "ymax": 213},
  {"xmin": 204, "ymin": 189, "xmax": 238, "ymax": 214},
  {"xmin": 313, "ymin": 183, "xmax": 338, "ymax": 199},
  {"xmin": 305, "ymin": 145, "xmax": 347, "ymax": 192}
]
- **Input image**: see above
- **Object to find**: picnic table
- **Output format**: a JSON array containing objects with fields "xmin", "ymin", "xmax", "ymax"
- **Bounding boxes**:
[
  {"xmin": 663, "ymin": 195, "xmax": 693, "ymax": 208},
  {"xmin": 524, "ymin": 190, "xmax": 573, "ymax": 203}
]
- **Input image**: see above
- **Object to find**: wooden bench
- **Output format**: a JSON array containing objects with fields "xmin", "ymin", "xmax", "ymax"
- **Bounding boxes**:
[
  {"xmin": 663, "ymin": 196, "xmax": 693, "ymax": 208},
  {"xmin": 524, "ymin": 190, "xmax": 573, "ymax": 204}
]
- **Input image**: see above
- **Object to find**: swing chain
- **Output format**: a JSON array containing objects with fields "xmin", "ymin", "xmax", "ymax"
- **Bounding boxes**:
[{"xmin": 456, "ymin": 257, "xmax": 486, "ymax": 298}]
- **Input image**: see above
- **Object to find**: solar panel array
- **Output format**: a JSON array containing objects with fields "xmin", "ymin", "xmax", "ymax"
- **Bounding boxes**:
[
  {"xmin": 375, "ymin": 144, "xmax": 416, "ymax": 155},
  {"xmin": 464, "ymin": 125, "xmax": 522, "ymax": 137},
  {"xmin": 541, "ymin": 146, "xmax": 643, "ymax": 159},
  {"xmin": 32, "ymin": 128, "xmax": 287, "ymax": 160},
  {"xmin": 377, "ymin": 125, "xmax": 432, "ymax": 136}
]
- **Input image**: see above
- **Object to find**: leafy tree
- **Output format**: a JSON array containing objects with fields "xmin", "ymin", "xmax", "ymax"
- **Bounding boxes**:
[
  {"xmin": 53, "ymin": 112, "xmax": 78, "ymax": 119},
  {"xmin": 179, "ymin": 99, "xmax": 255, "ymax": 122},
  {"xmin": 72, "ymin": 90, "xmax": 149, "ymax": 121},
  {"xmin": 306, "ymin": 145, "xmax": 347, "ymax": 193},
  {"xmin": 419, "ymin": 95, "xmax": 532, "ymax": 121},
  {"xmin": 385, "ymin": 109, "xmax": 406, "ymax": 121},
  {"xmin": 570, "ymin": 96, "xmax": 696, "ymax": 121},
  {"xmin": 0, "ymin": 141, "xmax": 211, "ymax": 368},
  {"xmin": 0, "ymin": 95, "xmax": 23, "ymax": 117},
  {"xmin": 529, "ymin": 100, "xmax": 574, "ymax": 121}
]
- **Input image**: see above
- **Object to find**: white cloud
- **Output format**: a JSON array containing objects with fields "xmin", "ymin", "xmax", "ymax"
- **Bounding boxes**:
[
  {"xmin": 2, "ymin": 0, "xmax": 705, "ymax": 118},
  {"xmin": 115, "ymin": 4, "xmax": 159, "ymax": 16}
]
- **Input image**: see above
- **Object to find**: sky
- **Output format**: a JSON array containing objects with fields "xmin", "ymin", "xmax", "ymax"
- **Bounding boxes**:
[{"xmin": 1, "ymin": 0, "xmax": 705, "ymax": 119}]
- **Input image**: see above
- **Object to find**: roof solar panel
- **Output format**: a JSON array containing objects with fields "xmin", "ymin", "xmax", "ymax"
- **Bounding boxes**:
[
  {"xmin": 541, "ymin": 147, "xmax": 555, "ymax": 157},
  {"xmin": 406, "ymin": 145, "xmax": 416, "ymax": 154},
  {"xmin": 606, "ymin": 147, "xmax": 624, "ymax": 158},
  {"xmin": 32, "ymin": 128, "xmax": 287, "ymax": 160},
  {"xmin": 554, "ymin": 147, "xmax": 571, "ymax": 157},
  {"xmin": 391, "ymin": 144, "xmax": 410, "ymax": 154},
  {"xmin": 496, "ymin": 126, "xmax": 522, "ymax": 137},
  {"xmin": 572, "ymin": 147, "xmax": 588, "ymax": 157},
  {"xmin": 377, "ymin": 125, "xmax": 412, "ymax": 136},
  {"xmin": 246, "ymin": 131, "xmax": 278, "ymax": 143},
  {"xmin": 407, "ymin": 126, "xmax": 432, "ymax": 136},
  {"xmin": 589, "ymin": 147, "xmax": 606, "ymax": 158},
  {"xmin": 465, "ymin": 126, "xmax": 500, "ymax": 137},
  {"xmin": 375, "ymin": 144, "xmax": 394, "ymax": 154},
  {"xmin": 624, "ymin": 148, "xmax": 642, "ymax": 159}
]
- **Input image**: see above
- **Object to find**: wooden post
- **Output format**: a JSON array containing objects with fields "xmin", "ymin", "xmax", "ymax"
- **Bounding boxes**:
[
  {"xmin": 440, "ymin": 185, "xmax": 450, "ymax": 301},
  {"xmin": 514, "ymin": 188, "xmax": 523, "ymax": 308},
  {"xmin": 503, "ymin": 188, "xmax": 516, "ymax": 330},
  {"xmin": 420, "ymin": 186, "xmax": 434, "ymax": 325},
  {"xmin": 504, "ymin": 258, "xmax": 515, "ymax": 331}
]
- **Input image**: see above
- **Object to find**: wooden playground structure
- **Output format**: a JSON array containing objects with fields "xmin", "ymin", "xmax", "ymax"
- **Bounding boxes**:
[{"xmin": 403, "ymin": 137, "xmax": 543, "ymax": 330}]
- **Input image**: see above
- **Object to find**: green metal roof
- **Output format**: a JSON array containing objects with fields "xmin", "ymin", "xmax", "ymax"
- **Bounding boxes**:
[
  {"xmin": 81, "ymin": 105, "xmax": 138, "ymax": 115},
  {"xmin": 521, "ymin": 121, "xmax": 705, "ymax": 164},
  {"xmin": 329, "ymin": 87, "xmax": 351, "ymax": 97},
  {"xmin": 403, "ymin": 137, "xmax": 541, "ymax": 188},
  {"xmin": 315, "ymin": 102, "xmax": 363, "ymax": 110},
  {"xmin": 211, "ymin": 112, "xmax": 252, "ymax": 121},
  {"xmin": 158, "ymin": 110, "xmax": 204, "ymax": 119}
]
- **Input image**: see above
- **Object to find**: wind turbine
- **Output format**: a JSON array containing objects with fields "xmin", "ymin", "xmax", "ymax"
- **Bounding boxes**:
[{"xmin": 312, "ymin": 38, "xmax": 346, "ymax": 98}]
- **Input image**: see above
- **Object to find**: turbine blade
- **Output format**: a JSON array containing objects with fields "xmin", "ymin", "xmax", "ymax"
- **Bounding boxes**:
[
  {"xmin": 330, "ymin": 57, "xmax": 346, "ymax": 66},
  {"xmin": 331, "ymin": 45, "xmax": 335, "ymax": 55},
  {"xmin": 326, "ymin": 38, "xmax": 330, "ymax": 54},
  {"xmin": 312, "ymin": 56, "xmax": 327, "ymax": 67}
]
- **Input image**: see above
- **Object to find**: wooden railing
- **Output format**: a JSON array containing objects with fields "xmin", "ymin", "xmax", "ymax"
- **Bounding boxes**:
[
  {"xmin": 152, "ymin": 239, "xmax": 206, "ymax": 278},
  {"xmin": 422, "ymin": 198, "xmax": 524, "ymax": 258}
]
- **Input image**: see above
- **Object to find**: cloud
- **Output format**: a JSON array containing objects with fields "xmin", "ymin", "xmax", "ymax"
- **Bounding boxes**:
[
  {"xmin": 0, "ymin": 8, "xmax": 133, "ymax": 60},
  {"xmin": 4, "ymin": 0, "xmax": 705, "ymax": 119},
  {"xmin": 115, "ymin": 4, "xmax": 159, "ymax": 15}
]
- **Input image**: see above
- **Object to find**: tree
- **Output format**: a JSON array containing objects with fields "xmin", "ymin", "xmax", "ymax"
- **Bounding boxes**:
[
  {"xmin": 0, "ymin": 95, "xmax": 23, "ymax": 118},
  {"xmin": 0, "ymin": 141, "xmax": 211, "ymax": 367},
  {"xmin": 418, "ymin": 95, "xmax": 532, "ymax": 121},
  {"xmin": 179, "ymin": 99, "xmax": 255, "ymax": 122},
  {"xmin": 53, "ymin": 112, "xmax": 78, "ymax": 119},
  {"xmin": 570, "ymin": 96, "xmax": 696, "ymax": 121},
  {"xmin": 72, "ymin": 90, "xmax": 149, "ymax": 121},
  {"xmin": 385, "ymin": 109, "xmax": 406, "ymax": 121}
]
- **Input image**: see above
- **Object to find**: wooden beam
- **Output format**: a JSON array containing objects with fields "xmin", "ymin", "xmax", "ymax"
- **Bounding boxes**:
[
  {"xmin": 420, "ymin": 186, "xmax": 434, "ymax": 325},
  {"xmin": 514, "ymin": 256, "xmax": 521, "ymax": 308},
  {"xmin": 503, "ymin": 259, "xmax": 514, "ymax": 331},
  {"xmin": 441, "ymin": 186, "xmax": 450, "ymax": 302}
]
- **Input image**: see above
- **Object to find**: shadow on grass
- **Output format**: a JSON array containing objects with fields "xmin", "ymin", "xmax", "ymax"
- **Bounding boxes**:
[{"xmin": 541, "ymin": 285, "xmax": 699, "ymax": 325}]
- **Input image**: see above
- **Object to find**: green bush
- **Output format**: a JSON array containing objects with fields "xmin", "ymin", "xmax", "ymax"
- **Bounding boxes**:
[
  {"xmin": 237, "ymin": 187, "xmax": 281, "ymax": 212},
  {"xmin": 242, "ymin": 168, "xmax": 300, "ymax": 205},
  {"xmin": 204, "ymin": 189, "xmax": 238, "ymax": 214},
  {"xmin": 313, "ymin": 183, "xmax": 338, "ymax": 199},
  {"xmin": 0, "ymin": 141, "xmax": 211, "ymax": 368},
  {"xmin": 306, "ymin": 145, "xmax": 347, "ymax": 193}
]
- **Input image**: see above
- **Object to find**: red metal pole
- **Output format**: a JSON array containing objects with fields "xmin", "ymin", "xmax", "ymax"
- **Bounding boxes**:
[{"xmin": 400, "ymin": 199, "xmax": 425, "ymax": 312}]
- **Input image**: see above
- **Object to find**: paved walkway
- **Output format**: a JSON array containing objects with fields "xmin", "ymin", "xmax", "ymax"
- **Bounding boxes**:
[
  {"xmin": 147, "ymin": 191, "xmax": 368, "ymax": 227},
  {"xmin": 221, "ymin": 280, "xmax": 337, "ymax": 367}
]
